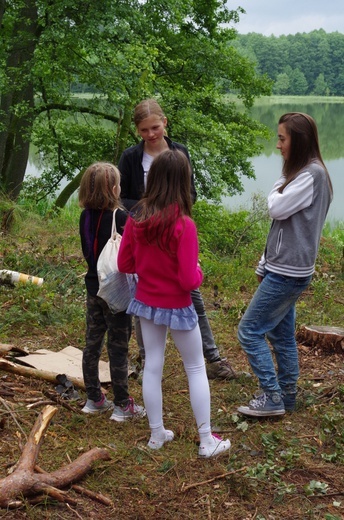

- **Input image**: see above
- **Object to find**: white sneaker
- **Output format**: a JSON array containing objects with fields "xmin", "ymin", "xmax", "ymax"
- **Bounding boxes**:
[
  {"xmin": 199, "ymin": 434, "xmax": 231, "ymax": 458},
  {"xmin": 148, "ymin": 430, "xmax": 174, "ymax": 450},
  {"xmin": 81, "ymin": 394, "xmax": 114, "ymax": 414},
  {"xmin": 110, "ymin": 397, "xmax": 146, "ymax": 422}
]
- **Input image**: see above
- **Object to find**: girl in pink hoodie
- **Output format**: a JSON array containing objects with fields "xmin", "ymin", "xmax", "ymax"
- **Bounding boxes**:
[{"xmin": 118, "ymin": 149, "xmax": 231, "ymax": 458}]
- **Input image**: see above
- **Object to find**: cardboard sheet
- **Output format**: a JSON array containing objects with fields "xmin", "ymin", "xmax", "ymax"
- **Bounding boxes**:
[{"xmin": 18, "ymin": 345, "xmax": 111, "ymax": 383}]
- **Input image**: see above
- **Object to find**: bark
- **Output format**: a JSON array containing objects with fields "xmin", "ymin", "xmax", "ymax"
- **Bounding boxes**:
[
  {"xmin": 0, "ymin": 0, "xmax": 39, "ymax": 200},
  {"xmin": 0, "ymin": 343, "xmax": 28, "ymax": 357},
  {"xmin": 0, "ymin": 358, "xmax": 86, "ymax": 390},
  {"xmin": 297, "ymin": 325, "xmax": 344, "ymax": 354},
  {"xmin": 0, "ymin": 405, "xmax": 111, "ymax": 508}
]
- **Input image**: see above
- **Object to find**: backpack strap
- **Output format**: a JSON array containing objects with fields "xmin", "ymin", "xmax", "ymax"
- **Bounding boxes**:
[
  {"xmin": 93, "ymin": 209, "xmax": 118, "ymax": 259},
  {"xmin": 111, "ymin": 208, "xmax": 118, "ymax": 237},
  {"xmin": 93, "ymin": 209, "xmax": 104, "ymax": 260}
]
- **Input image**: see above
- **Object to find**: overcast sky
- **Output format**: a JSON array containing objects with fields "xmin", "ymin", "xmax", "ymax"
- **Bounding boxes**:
[{"xmin": 229, "ymin": 1, "xmax": 344, "ymax": 36}]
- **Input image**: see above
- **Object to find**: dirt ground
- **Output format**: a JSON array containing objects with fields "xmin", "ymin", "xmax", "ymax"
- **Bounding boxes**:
[{"xmin": 1, "ymin": 318, "xmax": 343, "ymax": 520}]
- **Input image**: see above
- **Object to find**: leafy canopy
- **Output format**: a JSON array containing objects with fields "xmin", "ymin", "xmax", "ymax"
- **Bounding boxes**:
[{"xmin": 0, "ymin": 0, "xmax": 272, "ymax": 206}]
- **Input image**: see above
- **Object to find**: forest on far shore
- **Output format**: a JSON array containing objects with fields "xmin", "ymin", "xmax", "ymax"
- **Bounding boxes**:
[{"xmin": 234, "ymin": 30, "xmax": 344, "ymax": 96}]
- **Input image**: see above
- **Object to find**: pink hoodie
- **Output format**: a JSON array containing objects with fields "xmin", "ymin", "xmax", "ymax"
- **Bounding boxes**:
[{"xmin": 118, "ymin": 214, "xmax": 203, "ymax": 309}]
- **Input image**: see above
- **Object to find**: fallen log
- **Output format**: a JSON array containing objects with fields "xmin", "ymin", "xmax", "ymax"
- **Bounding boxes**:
[
  {"xmin": 0, "ymin": 358, "xmax": 86, "ymax": 390},
  {"xmin": 0, "ymin": 405, "xmax": 111, "ymax": 508},
  {"xmin": 297, "ymin": 325, "xmax": 344, "ymax": 354},
  {"xmin": 0, "ymin": 343, "xmax": 27, "ymax": 357}
]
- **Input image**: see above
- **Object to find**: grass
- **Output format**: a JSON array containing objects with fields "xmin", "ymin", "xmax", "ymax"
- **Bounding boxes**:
[{"xmin": 0, "ymin": 198, "xmax": 343, "ymax": 519}]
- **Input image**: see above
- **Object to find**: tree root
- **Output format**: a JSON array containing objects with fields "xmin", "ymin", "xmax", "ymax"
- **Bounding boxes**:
[{"xmin": 0, "ymin": 405, "xmax": 111, "ymax": 508}]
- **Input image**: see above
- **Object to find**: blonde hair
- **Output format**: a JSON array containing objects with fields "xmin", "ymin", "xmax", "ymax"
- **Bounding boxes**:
[
  {"xmin": 134, "ymin": 99, "xmax": 166, "ymax": 127},
  {"xmin": 78, "ymin": 162, "xmax": 121, "ymax": 210}
]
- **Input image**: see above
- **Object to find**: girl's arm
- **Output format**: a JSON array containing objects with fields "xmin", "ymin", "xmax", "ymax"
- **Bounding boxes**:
[
  {"xmin": 268, "ymin": 172, "xmax": 314, "ymax": 220},
  {"xmin": 177, "ymin": 219, "xmax": 203, "ymax": 291}
]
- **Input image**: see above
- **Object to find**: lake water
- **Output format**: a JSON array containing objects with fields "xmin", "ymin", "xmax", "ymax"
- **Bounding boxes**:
[
  {"xmin": 26, "ymin": 99, "xmax": 344, "ymax": 223},
  {"xmin": 224, "ymin": 153, "xmax": 343, "ymax": 224},
  {"xmin": 223, "ymin": 100, "xmax": 344, "ymax": 224}
]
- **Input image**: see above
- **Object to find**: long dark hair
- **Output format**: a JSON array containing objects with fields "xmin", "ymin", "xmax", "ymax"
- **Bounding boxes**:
[
  {"xmin": 278, "ymin": 112, "xmax": 332, "ymax": 194},
  {"xmin": 134, "ymin": 149, "xmax": 193, "ymax": 252}
]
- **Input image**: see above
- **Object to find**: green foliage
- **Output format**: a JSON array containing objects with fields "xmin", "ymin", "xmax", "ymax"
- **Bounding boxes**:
[
  {"xmin": 193, "ymin": 198, "xmax": 269, "ymax": 257},
  {"xmin": 235, "ymin": 30, "xmax": 344, "ymax": 96},
  {"xmin": 304, "ymin": 480, "xmax": 329, "ymax": 496},
  {"xmin": 0, "ymin": 0, "xmax": 272, "ymax": 205}
]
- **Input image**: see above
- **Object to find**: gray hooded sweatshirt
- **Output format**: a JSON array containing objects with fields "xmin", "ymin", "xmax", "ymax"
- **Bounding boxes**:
[{"xmin": 256, "ymin": 160, "xmax": 332, "ymax": 278}]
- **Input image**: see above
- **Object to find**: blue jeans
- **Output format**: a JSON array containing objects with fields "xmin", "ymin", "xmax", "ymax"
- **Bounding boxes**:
[{"xmin": 237, "ymin": 271, "xmax": 312, "ymax": 395}]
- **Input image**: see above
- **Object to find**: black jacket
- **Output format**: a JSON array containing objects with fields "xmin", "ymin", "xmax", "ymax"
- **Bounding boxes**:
[
  {"xmin": 79, "ymin": 208, "xmax": 128, "ymax": 296},
  {"xmin": 118, "ymin": 137, "xmax": 197, "ymax": 211}
]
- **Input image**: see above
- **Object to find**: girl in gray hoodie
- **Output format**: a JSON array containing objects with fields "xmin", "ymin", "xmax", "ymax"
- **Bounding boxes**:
[{"xmin": 237, "ymin": 112, "xmax": 333, "ymax": 417}]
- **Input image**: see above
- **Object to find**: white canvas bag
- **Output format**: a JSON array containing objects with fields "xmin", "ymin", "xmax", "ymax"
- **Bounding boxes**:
[{"xmin": 96, "ymin": 209, "xmax": 133, "ymax": 313}]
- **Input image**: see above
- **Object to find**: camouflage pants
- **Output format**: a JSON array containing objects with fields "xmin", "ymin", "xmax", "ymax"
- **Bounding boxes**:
[{"xmin": 83, "ymin": 293, "xmax": 132, "ymax": 405}]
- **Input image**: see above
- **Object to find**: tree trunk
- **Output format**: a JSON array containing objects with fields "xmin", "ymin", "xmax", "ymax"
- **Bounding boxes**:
[{"xmin": 0, "ymin": 0, "xmax": 39, "ymax": 200}]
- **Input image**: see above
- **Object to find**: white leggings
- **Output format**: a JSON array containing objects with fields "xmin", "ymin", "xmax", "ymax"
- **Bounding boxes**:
[{"xmin": 140, "ymin": 317, "xmax": 211, "ymax": 435}]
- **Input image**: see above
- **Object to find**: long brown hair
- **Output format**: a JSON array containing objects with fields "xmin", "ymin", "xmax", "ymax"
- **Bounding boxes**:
[
  {"xmin": 278, "ymin": 112, "xmax": 332, "ymax": 194},
  {"xmin": 78, "ymin": 162, "xmax": 122, "ymax": 210},
  {"xmin": 134, "ymin": 150, "xmax": 193, "ymax": 252}
]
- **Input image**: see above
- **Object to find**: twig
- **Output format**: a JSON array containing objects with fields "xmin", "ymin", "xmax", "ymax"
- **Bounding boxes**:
[
  {"xmin": 66, "ymin": 503, "xmax": 84, "ymax": 519},
  {"xmin": 42, "ymin": 390, "xmax": 81, "ymax": 413},
  {"xmin": 181, "ymin": 466, "xmax": 248, "ymax": 492},
  {"xmin": 27, "ymin": 400, "xmax": 56, "ymax": 409},
  {"xmin": 0, "ymin": 396, "xmax": 27, "ymax": 440},
  {"xmin": 135, "ymin": 445, "xmax": 160, "ymax": 463},
  {"xmin": 307, "ymin": 491, "xmax": 344, "ymax": 498},
  {"xmin": 71, "ymin": 484, "xmax": 114, "ymax": 506}
]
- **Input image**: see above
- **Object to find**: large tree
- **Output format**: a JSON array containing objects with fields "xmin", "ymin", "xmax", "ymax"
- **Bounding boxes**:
[{"xmin": 0, "ymin": 0, "xmax": 272, "ymax": 207}]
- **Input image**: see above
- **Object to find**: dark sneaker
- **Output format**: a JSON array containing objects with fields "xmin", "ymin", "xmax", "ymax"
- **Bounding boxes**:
[
  {"xmin": 237, "ymin": 392, "xmax": 285, "ymax": 417},
  {"xmin": 282, "ymin": 393, "xmax": 297, "ymax": 411},
  {"xmin": 110, "ymin": 397, "xmax": 146, "ymax": 422},
  {"xmin": 206, "ymin": 358, "xmax": 237, "ymax": 380}
]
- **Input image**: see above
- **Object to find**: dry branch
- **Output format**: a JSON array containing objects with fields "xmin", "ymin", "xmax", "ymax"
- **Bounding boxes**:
[
  {"xmin": 0, "ymin": 358, "xmax": 86, "ymax": 390},
  {"xmin": 0, "ymin": 343, "xmax": 27, "ymax": 357},
  {"xmin": 0, "ymin": 405, "xmax": 111, "ymax": 508},
  {"xmin": 181, "ymin": 466, "xmax": 248, "ymax": 492}
]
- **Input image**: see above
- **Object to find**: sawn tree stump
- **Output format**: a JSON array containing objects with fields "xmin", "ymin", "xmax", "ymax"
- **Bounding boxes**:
[{"xmin": 296, "ymin": 325, "xmax": 344, "ymax": 354}]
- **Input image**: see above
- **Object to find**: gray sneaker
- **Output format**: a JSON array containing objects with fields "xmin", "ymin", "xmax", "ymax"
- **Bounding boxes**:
[
  {"xmin": 206, "ymin": 358, "xmax": 237, "ymax": 380},
  {"xmin": 110, "ymin": 397, "xmax": 146, "ymax": 422},
  {"xmin": 237, "ymin": 392, "xmax": 285, "ymax": 417},
  {"xmin": 81, "ymin": 394, "xmax": 114, "ymax": 414}
]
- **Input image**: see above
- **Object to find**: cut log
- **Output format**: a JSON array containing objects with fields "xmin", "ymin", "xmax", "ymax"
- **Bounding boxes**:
[
  {"xmin": 0, "ymin": 405, "xmax": 111, "ymax": 508},
  {"xmin": 296, "ymin": 325, "xmax": 344, "ymax": 354},
  {"xmin": 0, "ymin": 358, "xmax": 86, "ymax": 390},
  {"xmin": 0, "ymin": 343, "xmax": 27, "ymax": 357}
]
